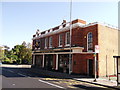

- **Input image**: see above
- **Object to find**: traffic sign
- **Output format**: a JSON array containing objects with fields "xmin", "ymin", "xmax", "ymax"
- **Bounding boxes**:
[{"xmin": 95, "ymin": 45, "xmax": 99, "ymax": 53}]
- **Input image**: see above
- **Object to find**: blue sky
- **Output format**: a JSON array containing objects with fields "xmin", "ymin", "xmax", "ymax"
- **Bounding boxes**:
[{"xmin": 1, "ymin": 2, "xmax": 118, "ymax": 49}]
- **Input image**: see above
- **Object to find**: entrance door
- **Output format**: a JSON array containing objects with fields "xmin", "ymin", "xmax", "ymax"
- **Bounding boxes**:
[
  {"xmin": 88, "ymin": 59, "xmax": 93, "ymax": 76},
  {"xmin": 44, "ymin": 55, "xmax": 53, "ymax": 70},
  {"xmin": 35, "ymin": 55, "xmax": 42, "ymax": 67},
  {"xmin": 58, "ymin": 54, "xmax": 69, "ymax": 73}
]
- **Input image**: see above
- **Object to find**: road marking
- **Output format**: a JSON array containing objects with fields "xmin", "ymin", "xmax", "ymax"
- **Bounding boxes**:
[
  {"xmin": 38, "ymin": 79, "xmax": 65, "ymax": 89},
  {"xmin": 12, "ymin": 84, "xmax": 15, "ymax": 86},
  {"xmin": 17, "ymin": 73, "xmax": 27, "ymax": 77},
  {"xmin": 7, "ymin": 70, "xmax": 14, "ymax": 73}
]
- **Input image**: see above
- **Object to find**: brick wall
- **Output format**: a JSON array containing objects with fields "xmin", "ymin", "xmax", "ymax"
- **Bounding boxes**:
[
  {"xmin": 33, "ymin": 24, "xmax": 98, "ymax": 51},
  {"xmin": 72, "ymin": 53, "xmax": 94, "ymax": 75}
]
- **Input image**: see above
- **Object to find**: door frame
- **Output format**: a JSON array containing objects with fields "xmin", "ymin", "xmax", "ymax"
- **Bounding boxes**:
[{"xmin": 87, "ymin": 59, "xmax": 94, "ymax": 76}]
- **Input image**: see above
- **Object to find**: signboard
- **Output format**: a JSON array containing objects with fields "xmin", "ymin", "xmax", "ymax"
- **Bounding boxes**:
[
  {"xmin": 117, "ymin": 58, "xmax": 120, "ymax": 86},
  {"xmin": 95, "ymin": 45, "xmax": 99, "ymax": 53}
]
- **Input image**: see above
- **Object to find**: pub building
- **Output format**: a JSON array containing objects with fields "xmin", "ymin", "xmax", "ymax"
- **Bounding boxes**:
[{"xmin": 32, "ymin": 19, "xmax": 119, "ymax": 77}]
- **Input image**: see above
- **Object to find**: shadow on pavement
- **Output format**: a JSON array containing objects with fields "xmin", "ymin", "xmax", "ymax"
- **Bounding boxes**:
[
  {"xmin": 2, "ymin": 66, "xmax": 90, "ymax": 79},
  {"xmin": 2, "ymin": 66, "xmax": 119, "ymax": 90},
  {"xmin": 73, "ymin": 84, "xmax": 106, "ymax": 89}
]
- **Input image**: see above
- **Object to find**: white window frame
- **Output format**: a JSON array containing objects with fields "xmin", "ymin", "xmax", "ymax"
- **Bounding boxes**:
[
  {"xmin": 59, "ymin": 34, "xmax": 63, "ymax": 47},
  {"xmin": 49, "ymin": 36, "xmax": 52, "ymax": 48},
  {"xmin": 87, "ymin": 32, "xmax": 93, "ymax": 52},
  {"xmin": 65, "ymin": 32, "xmax": 70, "ymax": 46},
  {"xmin": 45, "ymin": 38, "xmax": 48, "ymax": 49}
]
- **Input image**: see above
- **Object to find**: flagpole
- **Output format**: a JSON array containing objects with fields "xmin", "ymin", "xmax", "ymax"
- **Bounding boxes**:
[{"xmin": 69, "ymin": 0, "xmax": 72, "ymax": 74}]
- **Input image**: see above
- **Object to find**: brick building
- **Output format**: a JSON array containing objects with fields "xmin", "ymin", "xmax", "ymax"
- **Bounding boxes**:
[{"xmin": 32, "ymin": 19, "xmax": 119, "ymax": 77}]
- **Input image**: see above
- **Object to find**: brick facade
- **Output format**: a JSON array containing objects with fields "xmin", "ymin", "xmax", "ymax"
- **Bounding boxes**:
[{"xmin": 32, "ymin": 19, "xmax": 119, "ymax": 77}]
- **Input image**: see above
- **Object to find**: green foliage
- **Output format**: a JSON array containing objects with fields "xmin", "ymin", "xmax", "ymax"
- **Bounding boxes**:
[
  {"xmin": 0, "ymin": 47, "xmax": 4, "ymax": 61},
  {"xmin": 2, "ymin": 57, "xmax": 12, "ymax": 64},
  {"xmin": 2, "ymin": 41, "xmax": 32, "ymax": 64}
]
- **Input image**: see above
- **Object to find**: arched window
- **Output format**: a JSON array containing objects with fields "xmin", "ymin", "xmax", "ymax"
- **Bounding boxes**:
[{"xmin": 87, "ymin": 32, "xmax": 93, "ymax": 51}]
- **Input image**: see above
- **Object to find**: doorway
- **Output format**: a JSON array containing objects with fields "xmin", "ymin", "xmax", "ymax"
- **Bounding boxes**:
[
  {"xmin": 58, "ymin": 54, "xmax": 69, "ymax": 73},
  {"xmin": 44, "ymin": 55, "xmax": 53, "ymax": 70},
  {"xmin": 88, "ymin": 59, "xmax": 94, "ymax": 77},
  {"xmin": 35, "ymin": 55, "xmax": 43, "ymax": 67}
]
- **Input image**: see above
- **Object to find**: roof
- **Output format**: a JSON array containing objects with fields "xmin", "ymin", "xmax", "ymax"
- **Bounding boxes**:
[{"xmin": 32, "ymin": 19, "xmax": 118, "ymax": 40}]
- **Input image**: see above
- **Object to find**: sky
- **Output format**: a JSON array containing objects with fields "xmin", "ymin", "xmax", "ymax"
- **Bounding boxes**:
[{"xmin": 0, "ymin": 1, "xmax": 118, "ymax": 49}]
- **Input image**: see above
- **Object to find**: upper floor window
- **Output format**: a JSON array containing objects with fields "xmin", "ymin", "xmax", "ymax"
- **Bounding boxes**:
[
  {"xmin": 35, "ymin": 39, "xmax": 40, "ymax": 49},
  {"xmin": 59, "ymin": 34, "xmax": 63, "ymax": 47},
  {"xmin": 49, "ymin": 36, "xmax": 52, "ymax": 48},
  {"xmin": 45, "ymin": 38, "xmax": 48, "ymax": 49},
  {"xmin": 87, "ymin": 32, "xmax": 93, "ymax": 51},
  {"xmin": 66, "ymin": 32, "xmax": 70, "ymax": 46}
]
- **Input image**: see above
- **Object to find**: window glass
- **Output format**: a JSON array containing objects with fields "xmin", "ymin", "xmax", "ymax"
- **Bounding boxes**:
[
  {"xmin": 45, "ymin": 38, "xmax": 48, "ymax": 48},
  {"xmin": 49, "ymin": 37, "xmax": 52, "ymax": 48},
  {"xmin": 59, "ymin": 34, "xmax": 63, "ymax": 46},
  {"xmin": 66, "ymin": 32, "xmax": 70, "ymax": 45},
  {"xmin": 87, "ymin": 32, "xmax": 93, "ymax": 51}
]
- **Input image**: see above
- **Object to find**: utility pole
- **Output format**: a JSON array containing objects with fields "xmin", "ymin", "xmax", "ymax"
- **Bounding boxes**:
[
  {"xmin": 93, "ymin": 53, "xmax": 97, "ymax": 82},
  {"xmin": 94, "ymin": 45, "xmax": 99, "ymax": 82},
  {"xmin": 69, "ymin": 0, "xmax": 72, "ymax": 74}
]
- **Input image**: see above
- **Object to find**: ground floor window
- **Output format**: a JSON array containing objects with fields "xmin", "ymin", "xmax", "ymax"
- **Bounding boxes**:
[
  {"xmin": 58, "ymin": 54, "xmax": 69, "ymax": 73},
  {"xmin": 35, "ymin": 55, "xmax": 43, "ymax": 67},
  {"xmin": 44, "ymin": 55, "xmax": 53, "ymax": 70}
]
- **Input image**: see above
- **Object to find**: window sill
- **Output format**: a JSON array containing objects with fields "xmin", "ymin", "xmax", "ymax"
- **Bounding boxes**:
[
  {"xmin": 58, "ymin": 45, "xmax": 63, "ymax": 47},
  {"xmin": 65, "ymin": 44, "xmax": 70, "ymax": 46},
  {"xmin": 49, "ymin": 47, "xmax": 53, "ymax": 48},
  {"xmin": 44, "ymin": 47, "xmax": 47, "ymax": 49},
  {"xmin": 87, "ymin": 50, "xmax": 93, "ymax": 52}
]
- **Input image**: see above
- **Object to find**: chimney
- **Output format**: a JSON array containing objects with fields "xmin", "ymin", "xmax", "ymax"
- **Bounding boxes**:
[
  {"xmin": 36, "ymin": 29, "xmax": 40, "ymax": 36},
  {"xmin": 62, "ymin": 20, "xmax": 66, "ymax": 24},
  {"xmin": 62, "ymin": 20, "xmax": 66, "ymax": 27}
]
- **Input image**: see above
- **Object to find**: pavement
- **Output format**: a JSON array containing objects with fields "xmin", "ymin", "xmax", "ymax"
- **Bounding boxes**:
[
  {"xmin": 1, "ymin": 64, "xmax": 119, "ymax": 89},
  {"xmin": 30, "ymin": 67, "xmax": 118, "ymax": 89},
  {"xmin": 1, "ymin": 64, "xmax": 31, "ymax": 68}
]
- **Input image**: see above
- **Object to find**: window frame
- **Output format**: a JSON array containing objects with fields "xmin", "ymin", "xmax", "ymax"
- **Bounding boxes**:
[
  {"xmin": 49, "ymin": 36, "xmax": 52, "ymax": 48},
  {"xmin": 45, "ymin": 37, "xmax": 48, "ymax": 49},
  {"xmin": 65, "ymin": 32, "xmax": 70, "ymax": 46},
  {"xmin": 59, "ymin": 34, "xmax": 63, "ymax": 47},
  {"xmin": 87, "ymin": 32, "xmax": 93, "ymax": 52}
]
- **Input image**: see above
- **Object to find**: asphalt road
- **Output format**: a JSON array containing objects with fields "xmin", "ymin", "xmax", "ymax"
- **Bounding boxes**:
[
  {"xmin": 2, "ymin": 67, "xmax": 65, "ymax": 89},
  {"xmin": 1, "ymin": 65, "xmax": 112, "ymax": 90}
]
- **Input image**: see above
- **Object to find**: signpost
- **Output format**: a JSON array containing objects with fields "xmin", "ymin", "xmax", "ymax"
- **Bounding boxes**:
[
  {"xmin": 113, "ymin": 56, "xmax": 120, "ymax": 86},
  {"xmin": 95, "ymin": 45, "xmax": 99, "ymax": 53},
  {"xmin": 117, "ymin": 58, "xmax": 120, "ymax": 86},
  {"xmin": 94, "ymin": 45, "xmax": 99, "ymax": 82}
]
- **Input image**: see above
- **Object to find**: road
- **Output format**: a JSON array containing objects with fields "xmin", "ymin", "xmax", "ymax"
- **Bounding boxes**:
[{"xmin": 1, "ymin": 65, "xmax": 113, "ymax": 89}]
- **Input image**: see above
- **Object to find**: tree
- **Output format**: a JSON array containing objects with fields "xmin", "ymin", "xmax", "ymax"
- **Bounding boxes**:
[
  {"xmin": 12, "ymin": 43, "xmax": 32, "ymax": 64},
  {"xmin": 2, "ymin": 41, "xmax": 32, "ymax": 64},
  {"xmin": 26, "ymin": 42, "xmax": 32, "ymax": 49},
  {"xmin": 22, "ymin": 41, "xmax": 26, "ymax": 47},
  {"xmin": 0, "ymin": 46, "xmax": 4, "ymax": 62},
  {"xmin": 1, "ymin": 45, "xmax": 12, "ymax": 64}
]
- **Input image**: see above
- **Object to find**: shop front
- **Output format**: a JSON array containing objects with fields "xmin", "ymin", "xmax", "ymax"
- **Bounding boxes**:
[{"xmin": 58, "ymin": 54, "xmax": 69, "ymax": 73}]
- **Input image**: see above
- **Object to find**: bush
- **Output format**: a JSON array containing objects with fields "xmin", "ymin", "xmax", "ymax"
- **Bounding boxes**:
[
  {"xmin": 12, "ymin": 61, "xmax": 17, "ymax": 64},
  {"xmin": 2, "ymin": 57, "xmax": 11, "ymax": 64},
  {"xmin": 16, "ymin": 60, "xmax": 21, "ymax": 64}
]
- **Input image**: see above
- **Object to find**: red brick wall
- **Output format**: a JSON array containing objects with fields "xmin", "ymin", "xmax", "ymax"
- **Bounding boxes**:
[
  {"xmin": 81, "ymin": 25, "xmax": 98, "ymax": 52},
  {"xmin": 52, "ymin": 35, "xmax": 58, "ymax": 48},
  {"xmin": 53, "ymin": 54, "xmax": 56, "ymax": 69},
  {"xmin": 33, "ymin": 24, "xmax": 98, "ymax": 52},
  {"xmin": 71, "ymin": 27, "xmax": 82, "ymax": 47},
  {"xmin": 72, "ymin": 19, "xmax": 86, "ymax": 24},
  {"xmin": 72, "ymin": 53, "xmax": 94, "ymax": 74}
]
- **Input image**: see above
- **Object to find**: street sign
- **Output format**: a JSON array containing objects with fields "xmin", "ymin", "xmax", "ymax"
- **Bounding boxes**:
[
  {"xmin": 113, "ymin": 56, "xmax": 120, "ymax": 86},
  {"xmin": 95, "ymin": 45, "xmax": 99, "ymax": 53},
  {"xmin": 117, "ymin": 58, "xmax": 120, "ymax": 86}
]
